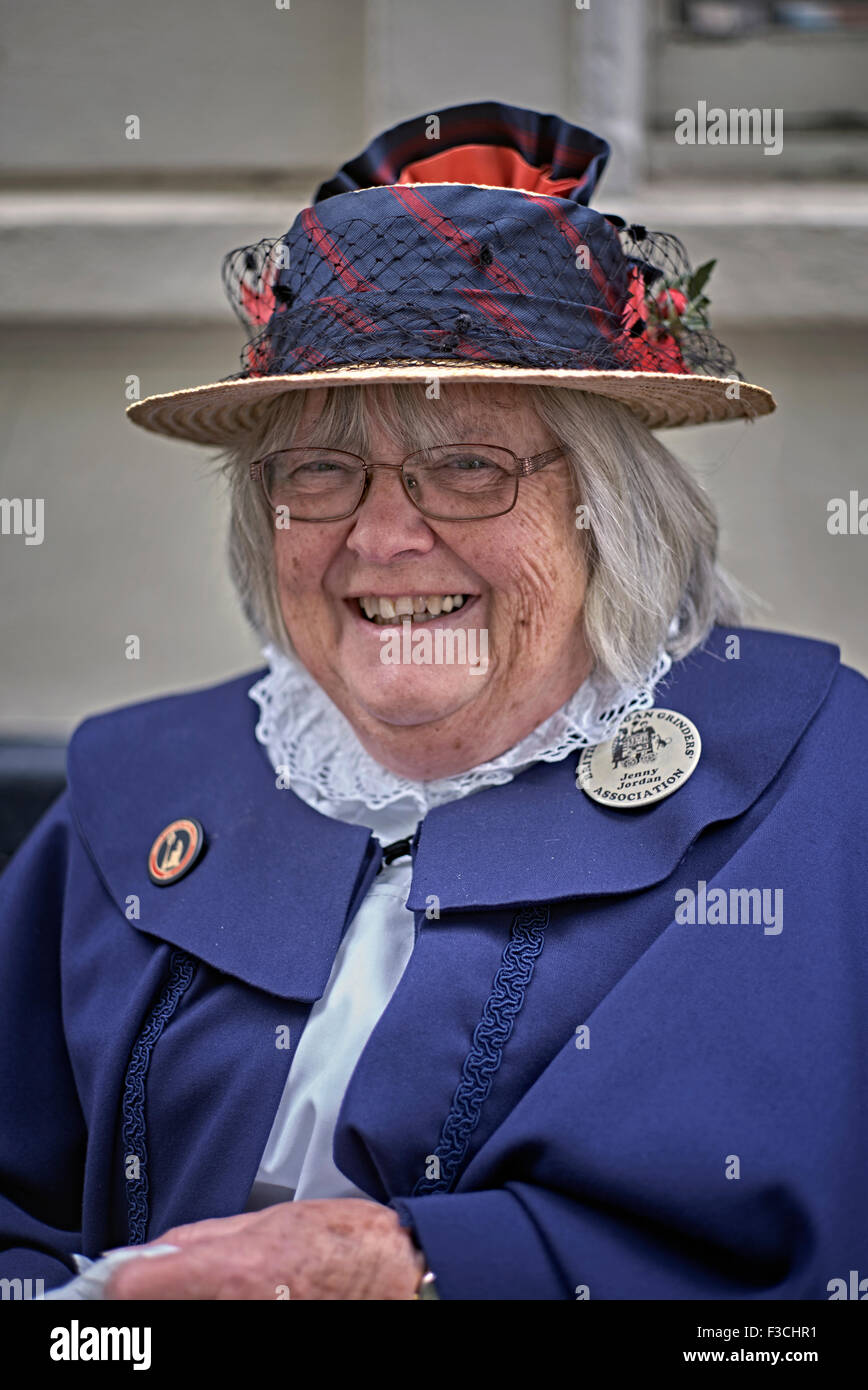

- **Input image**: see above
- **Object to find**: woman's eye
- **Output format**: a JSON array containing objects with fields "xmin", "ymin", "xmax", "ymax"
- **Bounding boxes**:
[
  {"xmin": 291, "ymin": 459, "xmax": 350, "ymax": 477},
  {"xmin": 444, "ymin": 455, "xmax": 499, "ymax": 471}
]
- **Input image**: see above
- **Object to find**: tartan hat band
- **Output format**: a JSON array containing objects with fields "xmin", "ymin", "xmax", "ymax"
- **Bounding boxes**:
[{"xmin": 227, "ymin": 180, "xmax": 731, "ymax": 382}]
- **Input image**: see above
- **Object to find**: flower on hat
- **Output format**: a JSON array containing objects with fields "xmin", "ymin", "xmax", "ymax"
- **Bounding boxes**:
[
  {"xmin": 241, "ymin": 278, "xmax": 275, "ymax": 327},
  {"xmin": 618, "ymin": 267, "xmax": 673, "ymax": 368},
  {"xmin": 237, "ymin": 242, "xmax": 284, "ymax": 329},
  {"xmin": 622, "ymin": 267, "xmax": 650, "ymax": 336},
  {"xmin": 655, "ymin": 288, "xmax": 688, "ymax": 318},
  {"xmin": 646, "ymin": 259, "xmax": 717, "ymax": 340},
  {"xmin": 618, "ymin": 256, "xmax": 720, "ymax": 373}
]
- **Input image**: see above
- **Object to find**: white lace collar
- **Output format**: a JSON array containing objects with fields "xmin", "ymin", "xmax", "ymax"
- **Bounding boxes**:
[{"xmin": 248, "ymin": 641, "xmax": 672, "ymax": 836}]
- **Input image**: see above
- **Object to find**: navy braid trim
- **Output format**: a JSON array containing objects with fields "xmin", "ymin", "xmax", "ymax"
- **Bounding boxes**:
[
  {"xmin": 121, "ymin": 949, "xmax": 196, "ymax": 1244},
  {"xmin": 412, "ymin": 905, "xmax": 549, "ymax": 1196}
]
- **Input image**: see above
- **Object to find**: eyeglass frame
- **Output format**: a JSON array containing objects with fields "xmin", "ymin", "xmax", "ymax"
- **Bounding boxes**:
[{"xmin": 248, "ymin": 443, "xmax": 565, "ymax": 522}]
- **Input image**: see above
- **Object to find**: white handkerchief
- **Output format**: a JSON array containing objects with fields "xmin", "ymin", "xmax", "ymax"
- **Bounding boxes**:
[{"xmin": 42, "ymin": 1244, "xmax": 181, "ymax": 1299}]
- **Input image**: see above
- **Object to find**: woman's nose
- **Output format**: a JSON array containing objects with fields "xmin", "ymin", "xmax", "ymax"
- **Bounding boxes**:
[{"xmin": 344, "ymin": 464, "xmax": 435, "ymax": 563}]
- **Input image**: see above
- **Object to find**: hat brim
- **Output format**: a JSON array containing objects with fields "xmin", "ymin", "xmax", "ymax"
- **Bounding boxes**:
[{"xmin": 125, "ymin": 363, "xmax": 776, "ymax": 447}]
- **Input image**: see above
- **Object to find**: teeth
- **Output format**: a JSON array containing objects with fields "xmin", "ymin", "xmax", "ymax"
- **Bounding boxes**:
[{"xmin": 357, "ymin": 595, "xmax": 469, "ymax": 624}]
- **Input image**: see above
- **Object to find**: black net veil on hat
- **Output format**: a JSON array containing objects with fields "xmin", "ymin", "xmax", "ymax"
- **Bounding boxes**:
[{"xmin": 221, "ymin": 222, "xmax": 741, "ymax": 385}]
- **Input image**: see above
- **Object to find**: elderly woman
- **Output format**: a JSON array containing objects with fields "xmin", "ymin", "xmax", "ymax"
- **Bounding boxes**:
[{"xmin": 2, "ymin": 101, "xmax": 866, "ymax": 1303}]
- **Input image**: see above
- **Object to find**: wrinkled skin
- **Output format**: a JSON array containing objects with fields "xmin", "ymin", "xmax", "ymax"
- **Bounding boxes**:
[{"xmin": 273, "ymin": 383, "xmax": 591, "ymax": 779}]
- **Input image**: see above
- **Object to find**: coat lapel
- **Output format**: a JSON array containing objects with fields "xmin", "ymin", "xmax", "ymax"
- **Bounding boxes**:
[{"xmin": 67, "ymin": 669, "xmax": 381, "ymax": 1001}]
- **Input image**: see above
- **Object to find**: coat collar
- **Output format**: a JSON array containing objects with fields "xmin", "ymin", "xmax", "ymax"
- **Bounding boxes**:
[
  {"xmin": 67, "ymin": 669, "xmax": 381, "ymax": 1002},
  {"xmin": 407, "ymin": 625, "xmax": 840, "ymax": 910},
  {"xmin": 67, "ymin": 626, "xmax": 839, "ymax": 998}
]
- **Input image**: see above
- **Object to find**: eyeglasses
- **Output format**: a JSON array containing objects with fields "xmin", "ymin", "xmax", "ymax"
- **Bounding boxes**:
[{"xmin": 249, "ymin": 443, "xmax": 564, "ymax": 522}]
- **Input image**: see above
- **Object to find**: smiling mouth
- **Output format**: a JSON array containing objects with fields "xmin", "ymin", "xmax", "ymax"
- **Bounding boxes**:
[{"xmin": 355, "ymin": 594, "xmax": 471, "ymax": 625}]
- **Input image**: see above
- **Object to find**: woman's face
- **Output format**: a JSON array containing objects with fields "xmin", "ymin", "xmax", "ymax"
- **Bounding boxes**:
[{"xmin": 272, "ymin": 384, "xmax": 592, "ymax": 780}]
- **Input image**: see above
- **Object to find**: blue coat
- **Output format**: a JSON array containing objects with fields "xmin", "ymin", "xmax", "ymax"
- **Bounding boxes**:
[{"xmin": 2, "ymin": 625, "xmax": 866, "ymax": 1300}]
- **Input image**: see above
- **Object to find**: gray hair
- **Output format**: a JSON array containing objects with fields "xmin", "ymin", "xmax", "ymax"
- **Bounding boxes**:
[{"xmin": 217, "ymin": 382, "xmax": 747, "ymax": 687}]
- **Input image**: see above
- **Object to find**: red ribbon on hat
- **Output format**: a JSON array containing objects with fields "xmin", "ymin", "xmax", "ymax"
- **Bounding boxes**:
[{"xmin": 396, "ymin": 143, "xmax": 585, "ymax": 198}]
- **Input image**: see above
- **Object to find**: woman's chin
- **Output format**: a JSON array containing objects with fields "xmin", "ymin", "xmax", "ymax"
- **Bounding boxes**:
[{"xmin": 344, "ymin": 662, "xmax": 489, "ymax": 730}]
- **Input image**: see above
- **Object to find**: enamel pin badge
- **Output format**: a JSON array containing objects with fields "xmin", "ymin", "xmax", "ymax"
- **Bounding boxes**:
[
  {"xmin": 576, "ymin": 708, "xmax": 702, "ymax": 809},
  {"xmin": 147, "ymin": 818, "xmax": 205, "ymax": 885}
]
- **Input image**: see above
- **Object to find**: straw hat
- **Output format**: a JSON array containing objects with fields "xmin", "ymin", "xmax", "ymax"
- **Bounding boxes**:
[{"xmin": 126, "ymin": 100, "xmax": 775, "ymax": 446}]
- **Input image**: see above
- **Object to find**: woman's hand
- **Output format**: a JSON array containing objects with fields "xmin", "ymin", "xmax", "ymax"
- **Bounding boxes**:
[{"xmin": 105, "ymin": 1198, "xmax": 426, "ymax": 1300}]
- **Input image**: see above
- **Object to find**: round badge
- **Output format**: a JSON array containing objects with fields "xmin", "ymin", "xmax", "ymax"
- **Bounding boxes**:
[
  {"xmin": 147, "ymin": 818, "xmax": 204, "ymax": 885},
  {"xmin": 576, "ymin": 708, "xmax": 702, "ymax": 809}
]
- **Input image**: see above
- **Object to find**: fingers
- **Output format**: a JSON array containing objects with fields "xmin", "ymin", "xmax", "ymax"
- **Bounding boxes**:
[
  {"xmin": 107, "ymin": 1242, "xmax": 254, "ymax": 1301},
  {"xmin": 108, "ymin": 1214, "xmax": 299, "ymax": 1300},
  {"xmin": 107, "ymin": 1250, "xmax": 201, "ymax": 1301}
]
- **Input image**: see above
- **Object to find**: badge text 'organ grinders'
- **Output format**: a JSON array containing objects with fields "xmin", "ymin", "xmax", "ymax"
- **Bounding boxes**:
[{"xmin": 576, "ymin": 709, "xmax": 702, "ymax": 809}]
